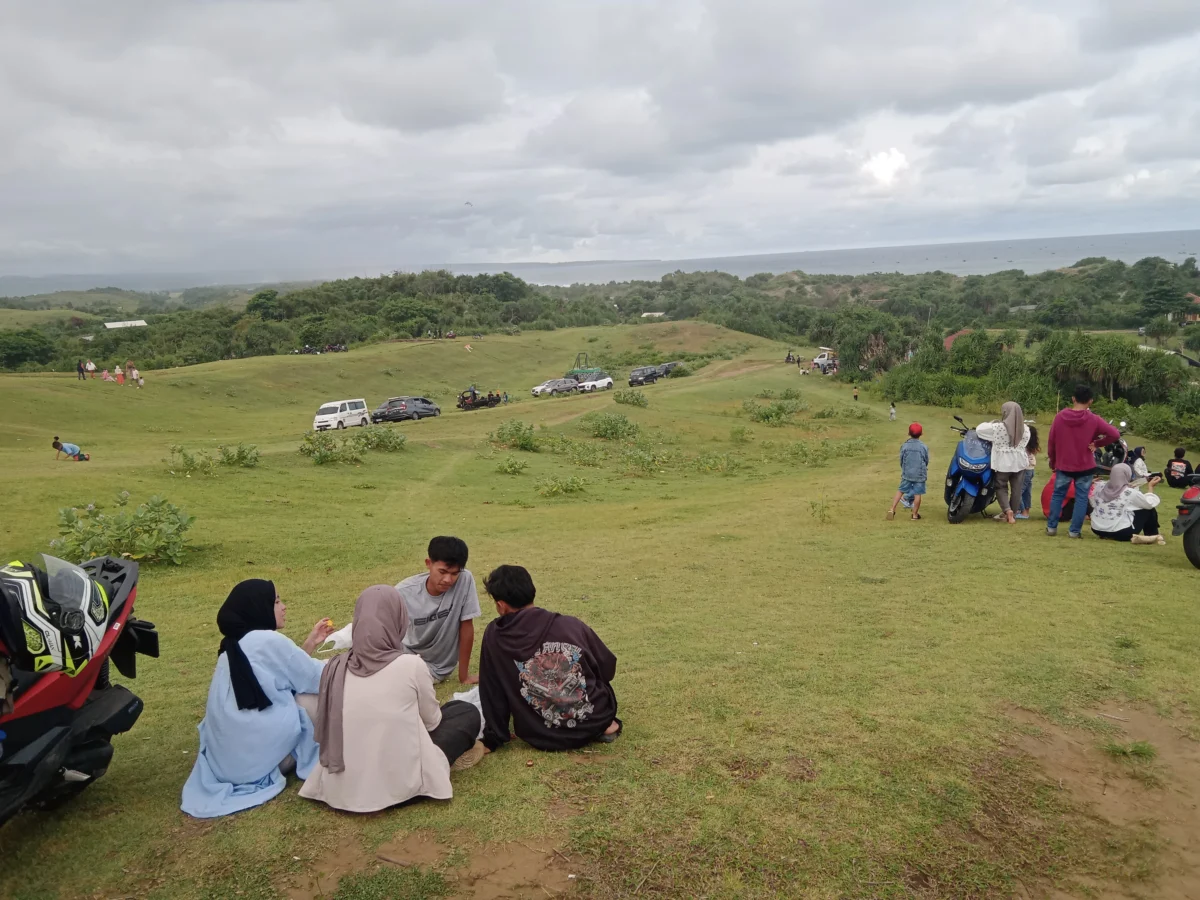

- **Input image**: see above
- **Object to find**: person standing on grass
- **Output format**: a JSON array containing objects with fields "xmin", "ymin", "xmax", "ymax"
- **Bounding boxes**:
[
  {"xmin": 853, "ymin": 386, "xmax": 859, "ymax": 402},
  {"xmin": 889, "ymin": 402, "xmax": 896, "ymax": 421},
  {"xmin": 130, "ymin": 365, "xmax": 141, "ymax": 388},
  {"xmin": 76, "ymin": 359, "xmax": 85, "ymax": 380},
  {"xmin": 1166, "ymin": 447, "xmax": 1194, "ymax": 489},
  {"xmin": 395, "ymin": 536, "xmax": 482, "ymax": 685},
  {"xmin": 975, "ymin": 402, "xmax": 1030, "ymax": 525},
  {"xmin": 478, "ymin": 564, "xmax": 621, "ymax": 753},
  {"xmin": 1088, "ymin": 464, "xmax": 1165, "ymax": 545},
  {"xmin": 887, "ymin": 423, "xmax": 928, "ymax": 521},
  {"xmin": 114, "ymin": 364, "xmax": 124, "ymax": 385},
  {"xmin": 85, "ymin": 359, "xmax": 96, "ymax": 379},
  {"xmin": 1046, "ymin": 385, "xmax": 1121, "ymax": 538},
  {"xmin": 1015, "ymin": 426, "xmax": 1040, "ymax": 520}
]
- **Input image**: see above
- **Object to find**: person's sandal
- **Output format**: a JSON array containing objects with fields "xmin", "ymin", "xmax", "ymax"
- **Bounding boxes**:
[
  {"xmin": 452, "ymin": 741, "xmax": 487, "ymax": 771},
  {"xmin": 911, "ymin": 513, "xmax": 921, "ymax": 520},
  {"xmin": 596, "ymin": 718, "xmax": 623, "ymax": 744},
  {"xmin": 886, "ymin": 510, "xmax": 895, "ymax": 521}
]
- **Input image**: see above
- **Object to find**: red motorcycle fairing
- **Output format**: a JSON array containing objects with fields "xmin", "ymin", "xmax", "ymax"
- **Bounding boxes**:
[{"xmin": 1182, "ymin": 486, "xmax": 1200, "ymax": 503}]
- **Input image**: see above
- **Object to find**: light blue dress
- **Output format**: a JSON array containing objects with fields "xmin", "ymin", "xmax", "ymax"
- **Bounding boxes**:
[{"xmin": 181, "ymin": 630, "xmax": 325, "ymax": 818}]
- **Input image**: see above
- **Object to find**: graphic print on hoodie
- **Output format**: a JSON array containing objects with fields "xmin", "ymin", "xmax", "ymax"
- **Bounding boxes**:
[{"xmin": 479, "ymin": 606, "xmax": 617, "ymax": 751}]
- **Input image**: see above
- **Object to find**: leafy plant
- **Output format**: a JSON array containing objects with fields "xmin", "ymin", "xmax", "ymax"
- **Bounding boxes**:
[
  {"xmin": 298, "ymin": 430, "xmax": 362, "ymax": 465},
  {"xmin": 582, "ymin": 412, "xmax": 640, "ymax": 441},
  {"xmin": 535, "ymin": 475, "xmax": 586, "ymax": 496},
  {"xmin": 814, "ymin": 405, "xmax": 876, "ymax": 421},
  {"xmin": 809, "ymin": 498, "xmax": 832, "ymax": 524},
  {"xmin": 1103, "ymin": 741, "xmax": 1157, "ymax": 761},
  {"xmin": 756, "ymin": 389, "xmax": 776, "ymax": 399},
  {"xmin": 496, "ymin": 455, "xmax": 529, "ymax": 475},
  {"xmin": 692, "ymin": 452, "xmax": 744, "ymax": 474},
  {"xmin": 52, "ymin": 492, "xmax": 195, "ymax": 566},
  {"xmin": 350, "ymin": 425, "xmax": 407, "ymax": 453},
  {"xmin": 164, "ymin": 445, "xmax": 218, "ymax": 477},
  {"xmin": 619, "ymin": 445, "xmax": 675, "ymax": 475},
  {"xmin": 742, "ymin": 398, "xmax": 808, "ymax": 426},
  {"xmin": 491, "ymin": 419, "xmax": 538, "ymax": 452},
  {"xmin": 668, "ymin": 363, "xmax": 693, "ymax": 378},
  {"xmin": 730, "ymin": 425, "xmax": 753, "ymax": 444},
  {"xmin": 779, "ymin": 388, "xmax": 803, "ymax": 401},
  {"xmin": 614, "ymin": 389, "xmax": 649, "ymax": 408},
  {"xmin": 216, "ymin": 443, "xmax": 260, "ymax": 468}
]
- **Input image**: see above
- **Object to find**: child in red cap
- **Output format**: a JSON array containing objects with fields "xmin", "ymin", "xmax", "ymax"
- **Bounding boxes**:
[{"xmin": 887, "ymin": 423, "xmax": 928, "ymax": 520}]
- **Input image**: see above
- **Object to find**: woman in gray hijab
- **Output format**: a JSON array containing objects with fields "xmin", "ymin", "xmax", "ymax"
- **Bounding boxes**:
[
  {"xmin": 975, "ymin": 401, "xmax": 1031, "ymax": 524},
  {"xmin": 1088, "ymin": 463, "xmax": 1165, "ymax": 544}
]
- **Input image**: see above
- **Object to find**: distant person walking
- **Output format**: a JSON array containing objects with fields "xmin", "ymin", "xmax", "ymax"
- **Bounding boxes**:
[
  {"xmin": 889, "ymin": 402, "xmax": 896, "ymax": 421},
  {"xmin": 76, "ymin": 360, "xmax": 86, "ymax": 380},
  {"xmin": 1016, "ymin": 426, "xmax": 1040, "ymax": 520},
  {"xmin": 1046, "ymin": 385, "xmax": 1121, "ymax": 538},
  {"xmin": 130, "ymin": 366, "xmax": 141, "ymax": 388},
  {"xmin": 52, "ymin": 436, "xmax": 89, "ymax": 461},
  {"xmin": 853, "ymin": 386, "xmax": 859, "ymax": 402},
  {"xmin": 975, "ymin": 402, "xmax": 1031, "ymax": 525},
  {"xmin": 85, "ymin": 359, "xmax": 96, "ymax": 379},
  {"xmin": 502, "ymin": 391, "xmax": 508, "ymax": 404},
  {"xmin": 887, "ymin": 423, "xmax": 928, "ymax": 521}
]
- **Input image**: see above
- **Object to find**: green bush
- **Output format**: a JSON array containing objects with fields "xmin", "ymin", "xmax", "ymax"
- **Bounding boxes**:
[
  {"xmin": 582, "ymin": 412, "xmax": 640, "ymax": 441},
  {"xmin": 780, "ymin": 388, "xmax": 803, "ymax": 401},
  {"xmin": 730, "ymin": 425, "xmax": 753, "ymax": 444},
  {"xmin": 813, "ymin": 405, "xmax": 875, "ymax": 421},
  {"xmin": 756, "ymin": 389, "xmax": 776, "ymax": 399},
  {"xmin": 742, "ymin": 398, "xmax": 808, "ymax": 426},
  {"xmin": 618, "ymin": 444, "xmax": 675, "ymax": 475},
  {"xmin": 216, "ymin": 443, "xmax": 260, "ymax": 468},
  {"xmin": 350, "ymin": 425, "xmax": 407, "ymax": 453},
  {"xmin": 567, "ymin": 440, "xmax": 606, "ymax": 467},
  {"xmin": 491, "ymin": 419, "xmax": 538, "ymax": 452},
  {"xmin": 692, "ymin": 452, "xmax": 744, "ymax": 474},
  {"xmin": 614, "ymin": 389, "xmax": 649, "ymax": 408},
  {"xmin": 164, "ymin": 445, "xmax": 218, "ymax": 477},
  {"xmin": 52, "ymin": 492, "xmax": 195, "ymax": 566},
  {"xmin": 496, "ymin": 455, "xmax": 528, "ymax": 475},
  {"xmin": 668, "ymin": 364, "xmax": 693, "ymax": 378},
  {"xmin": 1131, "ymin": 404, "xmax": 1176, "ymax": 441},
  {"xmin": 535, "ymin": 475, "xmax": 586, "ymax": 496},
  {"xmin": 298, "ymin": 430, "xmax": 362, "ymax": 465}
]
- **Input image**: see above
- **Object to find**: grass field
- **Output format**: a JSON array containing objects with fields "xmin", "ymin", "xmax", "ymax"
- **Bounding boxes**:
[
  {"xmin": 0, "ymin": 308, "xmax": 102, "ymax": 329},
  {"xmin": 2, "ymin": 323, "xmax": 1199, "ymax": 900}
]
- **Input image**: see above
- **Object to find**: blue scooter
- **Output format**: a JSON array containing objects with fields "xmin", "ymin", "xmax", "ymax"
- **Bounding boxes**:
[{"xmin": 945, "ymin": 415, "xmax": 996, "ymax": 523}]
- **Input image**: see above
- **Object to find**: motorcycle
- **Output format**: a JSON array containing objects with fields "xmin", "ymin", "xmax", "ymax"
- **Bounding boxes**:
[
  {"xmin": 0, "ymin": 555, "xmax": 159, "ymax": 825},
  {"xmin": 945, "ymin": 415, "xmax": 996, "ymax": 523},
  {"xmin": 1171, "ymin": 474, "xmax": 1200, "ymax": 568},
  {"xmin": 1038, "ymin": 421, "xmax": 1128, "ymax": 519}
]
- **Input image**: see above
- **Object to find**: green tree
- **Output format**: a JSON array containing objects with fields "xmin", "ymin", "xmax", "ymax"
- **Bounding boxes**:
[
  {"xmin": 999, "ymin": 328, "xmax": 1020, "ymax": 351},
  {"xmin": 1024, "ymin": 324, "xmax": 1051, "ymax": 347},
  {"xmin": 1182, "ymin": 326, "xmax": 1200, "ymax": 354},
  {"xmin": 0, "ymin": 329, "xmax": 54, "ymax": 368},
  {"xmin": 1141, "ymin": 277, "xmax": 1188, "ymax": 321},
  {"xmin": 246, "ymin": 289, "xmax": 283, "ymax": 321},
  {"xmin": 1145, "ymin": 315, "xmax": 1178, "ymax": 347}
]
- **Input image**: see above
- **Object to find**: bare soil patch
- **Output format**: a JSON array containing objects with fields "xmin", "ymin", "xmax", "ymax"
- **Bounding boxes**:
[
  {"xmin": 1009, "ymin": 703, "xmax": 1200, "ymax": 899},
  {"xmin": 278, "ymin": 828, "xmax": 575, "ymax": 900}
]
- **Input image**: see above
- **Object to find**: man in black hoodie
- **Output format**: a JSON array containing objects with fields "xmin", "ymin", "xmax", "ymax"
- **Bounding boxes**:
[{"xmin": 478, "ymin": 565, "xmax": 620, "ymax": 752}]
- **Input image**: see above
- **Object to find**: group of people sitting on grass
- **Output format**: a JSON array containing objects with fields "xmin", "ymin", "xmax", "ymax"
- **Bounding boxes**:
[
  {"xmin": 180, "ymin": 537, "xmax": 619, "ymax": 818},
  {"xmin": 885, "ymin": 384, "xmax": 1187, "ymax": 544}
]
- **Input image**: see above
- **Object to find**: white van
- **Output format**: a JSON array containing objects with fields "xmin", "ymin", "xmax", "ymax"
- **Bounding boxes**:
[{"xmin": 313, "ymin": 399, "xmax": 369, "ymax": 431}]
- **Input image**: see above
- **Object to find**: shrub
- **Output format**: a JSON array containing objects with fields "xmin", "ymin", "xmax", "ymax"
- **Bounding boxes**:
[
  {"xmin": 742, "ymin": 398, "xmax": 808, "ymax": 426},
  {"xmin": 216, "ymin": 443, "xmax": 260, "ymax": 468},
  {"xmin": 535, "ymin": 475, "xmax": 586, "ymax": 496},
  {"xmin": 351, "ymin": 425, "xmax": 407, "ymax": 453},
  {"xmin": 1131, "ymin": 404, "xmax": 1176, "ymax": 441},
  {"xmin": 52, "ymin": 492, "xmax": 195, "ymax": 566},
  {"xmin": 813, "ymin": 405, "xmax": 875, "ymax": 421},
  {"xmin": 618, "ymin": 444, "xmax": 675, "ymax": 475},
  {"xmin": 780, "ymin": 388, "xmax": 803, "ymax": 401},
  {"xmin": 614, "ymin": 389, "xmax": 649, "ymax": 408},
  {"xmin": 567, "ymin": 440, "xmax": 606, "ymax": 467},
  {"xmin": 730, "ymin": 425, "xmax": 753, "ymax": 444},
  {"xmin": 298, "ymin": 430, "xmax": 362, "ymax": 465},
  {"xmin": 668, "ymin": 364, "xmax": 693, "ymax": 378},
  {"xmin": 582, "ymin": 412, "xmax": 640, "ymax": 441},
  {"xmin": 692, "ymin": 452, "xmax": 744, "ymax": 474},
  {"xmin": 496, "ymin": 455, "xmax": 528, "ymax": 475},
  {"xmin": 491, "ymin": 419, "xmax": 538, "ymax": 452},
  {"xmin": 756, "ymin": 389, "xmax": 776, "ymax": 399},
  {"xmin": 165, "ymin": 445, "xmax": 218, "ymax": 477},
  {"xmin": 809, "ymin": 498, "xmax": 832, "ymax": 524}
]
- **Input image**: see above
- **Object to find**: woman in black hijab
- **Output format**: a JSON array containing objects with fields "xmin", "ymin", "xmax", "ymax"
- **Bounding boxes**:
[{"xmin": 181, "ymin": 580, "xmax": 335, "ymax": 818}]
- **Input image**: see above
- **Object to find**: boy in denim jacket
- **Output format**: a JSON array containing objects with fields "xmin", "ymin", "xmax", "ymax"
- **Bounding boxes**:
[{"xmin": 887, "ymin": 423, "xmax": 928, "ymax": 520}]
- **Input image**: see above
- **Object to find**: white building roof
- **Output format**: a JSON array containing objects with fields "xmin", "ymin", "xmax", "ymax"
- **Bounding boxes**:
[{"xmin": 103, "ymin": 320, "xmax": 148, "ymax": 329}]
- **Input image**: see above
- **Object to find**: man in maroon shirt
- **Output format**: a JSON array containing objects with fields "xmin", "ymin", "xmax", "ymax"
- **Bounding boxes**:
[{"xmin": 1046, "ymin": 385, "xmax": 1122, "ymax": 538}]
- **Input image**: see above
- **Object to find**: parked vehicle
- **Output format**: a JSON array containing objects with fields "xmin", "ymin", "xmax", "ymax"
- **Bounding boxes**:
[
  {"xmin": 1172, "ymin": 474, "xmax": 1200, "ymax": 568},
  {"xmin": 531, "ymin": 378, "xmax": 579, "ymax": 397},
  {"xmin": 813, "ymin": 348, "xmax": 837, "ymax": 367},
  {"xmin": 313, "ymin": 399, "xmax": 369, "ymax": 430},
  {"xmin": 628, "ymin": 366, "xmax": 659, "ymax": 386},
  {"xmin": 457, "ymin": 390, "xmax": 502, "ymax": 411},
  {"xmin": 1039, "ymin": 421, "xmax": 1128, "ymax": 519},
  {"xmin": 945, "ymin": 415, "xmax": 996, "ymax": 523},
  {"xmin": 656, "ymin": 361, "xmax": 684, "ymax": 378},
  {"xmin": 577, "ymin": 373, "xmax": 614, "ymax": 392},
  {"xmin": 372, "ymin": 396, "xmax": 440, "ymax": 422},
  {"xmin": 0, "ymin": 555, "xmax": 159, "ymax": 825}
]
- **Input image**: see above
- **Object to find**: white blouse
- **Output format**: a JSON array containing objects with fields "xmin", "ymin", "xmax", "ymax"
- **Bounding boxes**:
[
  {"xmin": 1088, "ymin": 486, "xmax": 1160, "ymax": 533},
  {"xmin": 974, "ymin": 421, "xmax": 1031, "ymax": 473}
]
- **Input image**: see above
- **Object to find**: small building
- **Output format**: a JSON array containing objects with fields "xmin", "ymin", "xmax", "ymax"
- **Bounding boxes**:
[
  {"xmin": 1009, "ymin": 304, "xmax": 1037, "ymax": 314},
  {"xmin": 641, "ymin": 311, "xmax": 667, "ymax": 318},
  {"xmin": 1184, "ymin": 294, "xmax": 1200, "ymax": 324},
  {"xmin": 103, "ymin": 319, "xmax": 148, "ymax": 330},
  {"xmin": 944, "ymin": 328, "xmax": 972, "ymax": 350}
]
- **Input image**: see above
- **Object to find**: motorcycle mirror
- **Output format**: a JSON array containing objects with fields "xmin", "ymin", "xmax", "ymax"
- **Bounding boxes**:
[{"xmin": 1119, "ymin": 421, "xmax": 1127, "ymax": 428}]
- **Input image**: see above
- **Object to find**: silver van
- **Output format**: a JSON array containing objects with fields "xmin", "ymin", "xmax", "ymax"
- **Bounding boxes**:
[{"xmin": 313, "ymin": 398, "xmax": 369, "ymax": 430}]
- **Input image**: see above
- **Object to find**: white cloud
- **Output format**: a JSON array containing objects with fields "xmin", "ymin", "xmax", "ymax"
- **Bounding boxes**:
[{"xmin": 0, "ymin": 0, "xmax": 1199, "ymax": 275}]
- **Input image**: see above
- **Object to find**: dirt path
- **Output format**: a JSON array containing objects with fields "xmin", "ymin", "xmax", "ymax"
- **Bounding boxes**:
[{"xmin": 1010, "ymin": 703, "xmax": 1200, "ymax": 899}]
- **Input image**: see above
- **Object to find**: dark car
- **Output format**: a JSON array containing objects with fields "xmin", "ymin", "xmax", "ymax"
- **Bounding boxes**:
[
  {"xmin": 371, "ymin": 396, "xmax": 440, "ymax": 422},
  {"xmin": 628, "ymin": 366, "xmax": 659, "ymax": 386},
  {"xmin": 656, "ymin": 361, "xmax": 684, "ymax": 378}
]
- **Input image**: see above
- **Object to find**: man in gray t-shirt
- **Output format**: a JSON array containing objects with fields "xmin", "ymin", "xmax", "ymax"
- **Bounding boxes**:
[{"xmin": 396, "ymin": 536, "xmax": 482, "ymax": 683}]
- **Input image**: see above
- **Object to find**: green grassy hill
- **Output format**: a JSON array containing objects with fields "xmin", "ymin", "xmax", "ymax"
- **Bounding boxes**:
[
  {"xmin": 1, "ymin": 323, "xmax": 1196, "ymax": 900},
  {"xmin": 0, "ymin": 308, "xmax": 103, "ymax": 329}
]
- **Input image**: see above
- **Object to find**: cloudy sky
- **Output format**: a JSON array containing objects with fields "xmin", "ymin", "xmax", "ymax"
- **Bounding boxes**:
[{"xmin": 2, "ymin": 0, "xmax": 1199, "ymax": 277}]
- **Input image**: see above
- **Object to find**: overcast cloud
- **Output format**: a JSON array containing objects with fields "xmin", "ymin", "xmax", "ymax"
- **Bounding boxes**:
[{"xmin": 1, "ymin": 0, "xmax": 1199, "ymax": 276}]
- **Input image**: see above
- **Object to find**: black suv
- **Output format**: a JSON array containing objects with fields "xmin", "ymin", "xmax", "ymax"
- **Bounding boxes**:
[
  {"xmin": 656, "ymin": 361, "xmax": 684, "ymax": 378},
  {"xmin": 372, "ymin": 396, "xmax": 440, "ymax": 422},
  {"xmin": 628, "ymin": 366, "xmax": 659, "ymax": 386}
]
